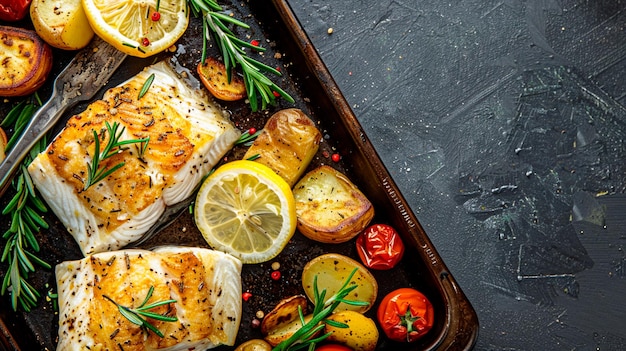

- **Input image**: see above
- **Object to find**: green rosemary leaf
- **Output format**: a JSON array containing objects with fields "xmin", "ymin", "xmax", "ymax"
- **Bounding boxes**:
[
  {"xmin": 211, "ymin": 11, "xmax": 250, "ymax": 29},
  {"xmin": 337, "ymin": 298, "xmax": 371, "ymax": 307},
  {"xmin": 24, "ymin": 204, "xmax": 48, "ymax": 228},
  {"xmin": 19, "ymin": 278, "xmax": 39, "ymax": 303},
  {"xmin": 228, "ymin": 35, "xmax": 266, "ymax": 52},
  {"xmin": 139, "ymin": 299, "xmax": 177, "ymax": 311},
  {"xmin": 10, "ymin": 258, "xmax": 21, "ymax": 310},
  {"xmin": 139, "ymin": 285, "xmax": 155, "ymax": 308},
  {"xmin": 1, "ymin": 268, "xmax": 10, "ymax": 295},
  {"xmin": 15, "ymin": 245, "xmax": 35, "ymax": 272},
  {"xmin": 6, "ymin": 104, "xmax": 36, "ymax": 150},
  {"xmin": 142, "ymin": 319, "xmax": 165, "ymax": 338},
  {"xmin": 273, "ymin": 85, "xmax": 296, "ymax": 104},
  {"xmin": 324, "ymin": 319, "xmax": 349, "ymax": 328},
  {"xmin": 119, "ymin": 306, "xmax": 144, "ymax": 325},
  {"xmin": 20, "ymin": 215, "xmax": 40, "ymax": 251},
  {"xmin": 24, "ymin": 250, "xmax": 50, "ymax": 269},
  {"xmin": 135, "ymin": 310, "xmax": 178, "ymax": 322},
  {"xmin": 138, "ymin": 73, "xmax": 155, "ymax": 99},
  {"xmin": 2, "ymin": 192, "xmax": 20, "ymax": 215},
  {"xmin": 1, "ymin": 101, "xmax": 25, "ymax": 126},
  {"xmin": 9, "ymin": 210, "xmax": 19, "ymax": 233}
]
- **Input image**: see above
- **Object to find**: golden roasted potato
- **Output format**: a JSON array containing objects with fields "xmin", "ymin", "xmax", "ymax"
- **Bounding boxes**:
[
  {"xmin": 30, "ymin": 0, "xmax": 94, "ymax": 50},
  {"xmin": 234, "ymin": 339, "xmax": 272, "ymax": 351},
  {"xmin": 293, "ymin": 165, "xmax": 374, "ymax": 243},
  {"xmin": 244, "ymin": 108, "xmax": 321, "ymax": 187},
  {"xmin": 197, "ymin": 57, "xmax": 246, "ymax": 101},
  {"xmin": 325, "ymin": 310, "xmax": 379, "ymax": 351},
  {"xmin": 261, "ymin": 295, "xmax": 313, "ymax": 346},
  {"xmin": 302, "ymin": 253, "xmax": 377, "ymax": 314},
  {"xmin": 0, "ymin": 26, "xmax": 53, "ymax": 97}
]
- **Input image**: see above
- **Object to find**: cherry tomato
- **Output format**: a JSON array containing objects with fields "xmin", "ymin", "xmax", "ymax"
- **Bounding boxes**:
[
  {"xmin": 0, "ymin": 0, "xmax": 31, "ymax": 21},
  {"xmin": 315, "ymin": 344, "xmax": 354, "ymax": 351},
  {"xmin": 355, "ymin": 224, "xmax": 404, "ymax": 270},
  {"xmin": 377, "ymin": 288, "xmax": 434, "ymax": 343}
]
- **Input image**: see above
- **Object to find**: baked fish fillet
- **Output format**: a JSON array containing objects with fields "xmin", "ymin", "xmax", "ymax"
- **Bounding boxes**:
[
  {"xmin": 28, "ymin": 61, "xmax": 241, "ymax": 255},
  {"xmin": 55, "ymin": 247, "xmax": 242, "ymax": 351}
]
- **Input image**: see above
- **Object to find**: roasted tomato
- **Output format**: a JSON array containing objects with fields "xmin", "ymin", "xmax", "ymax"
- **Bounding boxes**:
[
  {"xmin": 0, "ymin": 0, "xmax": 31, "ymax": 21},
  {"xmin": 355, "ymin": 223, "xmax": 405, "ymax": 270},
  {"xmin": 316, "ymin": 344, "xmax": 354, "ymax": 351},
  {"xmin": 377, "ymin": 288, "xmax": 434, "ymax": 342}
]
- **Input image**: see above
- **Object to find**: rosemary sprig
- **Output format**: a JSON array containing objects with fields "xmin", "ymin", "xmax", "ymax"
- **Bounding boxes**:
[
  {"xmin": 1, "ymin": 100, "xmax": 51, "ymax": 312},
  {"xmin": 272, "ymin": 268, "xmax": 370, "ymax": 351},
  {"xmin": 103, "ymin": 286, "xmax": 178, "ymax": 338},
  {"xmin": 188, "ymin": 0, "xmax": 295, "ymax": 112},
  {"xmin": 234, "ymin": 128, "xmax": 262, "ymax": 146},
  {"xmin": 83, "ymin": 121, "xmax": 149, "ymax": 191}
]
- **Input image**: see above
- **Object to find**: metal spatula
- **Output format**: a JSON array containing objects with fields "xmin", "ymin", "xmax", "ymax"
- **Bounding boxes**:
[{"xmin": 0, "ymin": 36, "xmax": 127, "ymax": 197}]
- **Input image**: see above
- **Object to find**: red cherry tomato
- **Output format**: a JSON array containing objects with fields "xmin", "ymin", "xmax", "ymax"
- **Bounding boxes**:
[
  {"xmin": 315, "ymin": 344, "xmax": 353, "ymax": 351},
  {"xmin": 355, "ymin": 223, "xmax": 404, "ymax": 270},
  {"xmin": 0, "ymin": 0, "xmax": 31, "ymax": 21},
  {"xmin": 377, "ymin": 288, "xmax": 434, "ymax": 343}
]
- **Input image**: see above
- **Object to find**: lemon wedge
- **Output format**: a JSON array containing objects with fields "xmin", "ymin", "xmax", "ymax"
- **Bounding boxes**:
[
  {"xmin": 194, "ymin": 160, "xmax": 297, "ymax": 264},
  {"xmin": 81, "ymin": 0, "xmax": 189, "ymax": 57}
]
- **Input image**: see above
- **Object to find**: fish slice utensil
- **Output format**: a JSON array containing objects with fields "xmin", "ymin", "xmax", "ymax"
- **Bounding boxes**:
[{"xmin": 0, "ymin": 36, "xmax": 127, "ymax": 197}]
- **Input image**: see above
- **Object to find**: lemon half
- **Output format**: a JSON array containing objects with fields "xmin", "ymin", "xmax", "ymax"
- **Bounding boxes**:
[
  {"xmin": 81, "ymin": 0, "xmax": 189, "ymax": 57},
  {"xmin": 194, "ymin": 160, "xmax": 297, "ymax": 264}
]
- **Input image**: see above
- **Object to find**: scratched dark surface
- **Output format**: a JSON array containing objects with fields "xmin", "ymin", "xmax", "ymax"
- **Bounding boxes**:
[{"xmin": 286, "ymin": 0, "xmax": 626, "ymax": 350}]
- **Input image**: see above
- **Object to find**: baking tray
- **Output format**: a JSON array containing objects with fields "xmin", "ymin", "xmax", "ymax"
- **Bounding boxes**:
[{"xmin": 0, "ymin": 0, "xmax": 478, "ymax": 350}]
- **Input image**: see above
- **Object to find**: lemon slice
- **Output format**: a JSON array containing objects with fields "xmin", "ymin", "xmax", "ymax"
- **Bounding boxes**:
[
  {"xmin": 194, "ymin": 160, "xmax": 297, "ymax": 264},
  {"xmin": 81, "ymin": 0, "xmax": 189, "ymax": 57}
]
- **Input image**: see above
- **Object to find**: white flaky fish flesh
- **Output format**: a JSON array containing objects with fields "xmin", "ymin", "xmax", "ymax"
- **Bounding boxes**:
[
  {"xmin": 28, "ymin": 61, "xmax": 241, "ymax": 255},
  {"xmin": 55, "ymin": 247, "xmax": 242, "ymax": 351}
]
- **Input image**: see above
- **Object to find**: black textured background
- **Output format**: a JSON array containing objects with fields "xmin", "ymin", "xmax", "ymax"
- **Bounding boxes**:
[{"xmin": 286, "ymin": 0, "xmax": 626, "ymax": 350}]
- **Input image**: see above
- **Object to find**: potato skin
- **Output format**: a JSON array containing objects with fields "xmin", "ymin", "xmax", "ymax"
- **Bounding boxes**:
[
  {"xmin": 244, "ymin": 108, "xmax": 321, "ymax": 187},
  {"xmin": 234, "ymin": 339, "xmax": 272, "ymax": 351},
  {"xmin": 0, "ymin": 26, "xmax": 53, "ymax": 97},
  {"xmin": 30, "ymin": 0, "xmax": 94, "ymax": 50},
  {"xmin": 293, "ymin": 165, "xmax": 374, "ymax": 243},
  {"xmin": 325, "ymin": 310, "xmax": 379, "ymax": 351},
  {"xmin": 197, "ymin": 57, "xmax": 246, "ymax": 101}
]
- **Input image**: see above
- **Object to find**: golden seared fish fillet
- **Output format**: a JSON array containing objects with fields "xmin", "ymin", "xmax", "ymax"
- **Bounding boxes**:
[
  {"xmin": 28, "ymin": 61, "xmax": 240, "ymax": 255},
  {"xmin": 55, "ymin": 247, "xmax": 242, "ymax": 351}
]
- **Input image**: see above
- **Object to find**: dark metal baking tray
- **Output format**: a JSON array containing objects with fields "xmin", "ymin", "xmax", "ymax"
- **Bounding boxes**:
[{"xmin": 0, "ymin": 0, "xmax": 478, "ymax": 350}]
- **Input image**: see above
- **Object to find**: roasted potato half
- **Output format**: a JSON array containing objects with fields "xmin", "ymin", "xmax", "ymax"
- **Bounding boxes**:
[
  {"xmin": 302, "ymin": 253, "xmax": 377, "ymax": 314},
  {"xmin": 293, "ymin": 165, "xmax": 374, "ymax": 243},
  {"xmin": 30, "ymin": 0, "xmax": 94, "ymax": 50},
  {"xmin": 0, "ymin": 26, "xmax": 53, "ymax": 97},
  {"xmin": 197, "ymin": 57, "xmax": 247, "ymax": 101},
  {"xmin": 244, "ymin": 108, "xmax": 321, "ymax": 187},
  {"xmin": 261, "ymin": 295, "xmax": 314, "ymax": 346},
  {"xmin": 325, "ymin": 310, "xmax": 379, "ymax": 351}
]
